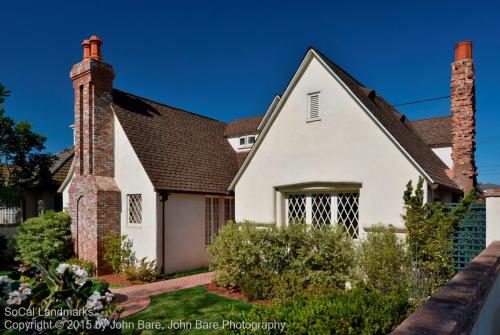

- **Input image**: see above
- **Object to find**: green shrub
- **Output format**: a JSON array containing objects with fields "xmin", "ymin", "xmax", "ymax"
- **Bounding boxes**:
[
  {"xmin": 66, "ymin": 257, "xmax": 94, "ymax": 274},
  {"xmin": 102, "ymin": 233, "xmax": 136, "ymax": 274},
  {"xmin": 358, "ymin": 224, "xmax": 410, "ymax": 294},
  {"xmin": 403, "ymin": 178, "xmax": 476, "ymax": 303},
  {"xmin": 123, "ymin": 257, "xmax": 158, "ymax": 283},
  {"xmin": 240, "ymin": 269, "xmax": 274, "ymax": 300},
  {"xmin": 269, "ymin": 271, "xmax": 305, "ymax": 301},
  {"xmin": 226, "ymin": 284, "xmax": 411, "ymax": 335},
  {"xmin": 208, "ymin": 222, "xmax": 355, "ymax": 300},
  {"xmin": 208, "ymin": 222, "xmax": 265, "ymax": 289},
  {"xmin": 13, "ymin": 211, "xmax": 72, "ymax": 266},
  {"xmin": 91, "ymin": 277, "xmax": 110, "ymax": 295}
]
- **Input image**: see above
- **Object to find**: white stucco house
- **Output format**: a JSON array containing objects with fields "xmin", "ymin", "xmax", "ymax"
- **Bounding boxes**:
[{"xmin": 60, "ymin": 36, "xmax": 476, "ymax": 274}]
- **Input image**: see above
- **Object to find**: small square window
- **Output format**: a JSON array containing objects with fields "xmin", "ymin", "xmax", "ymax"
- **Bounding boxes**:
[
  {"xmin": 248, "ymin": 136, "xmax": 256, "ymax": 144},
  {"xmin": 239, "ymin": 137, "xmax": 246, "ymax": 146},
  {"xmin": 127, "ymin": 194, "xmax": 142, "ymax": 225}
]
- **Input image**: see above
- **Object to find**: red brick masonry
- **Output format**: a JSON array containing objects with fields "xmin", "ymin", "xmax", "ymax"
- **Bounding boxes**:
[{"xmin": 391, "ymin": 241, "xmax": 500, "ymax": 334}]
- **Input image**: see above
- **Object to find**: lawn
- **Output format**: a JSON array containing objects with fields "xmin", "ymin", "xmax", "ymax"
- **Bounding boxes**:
[
  {"xmin": 162, "ymin": 267, "xmax": 210, "ymax": 280},
  {"xmin": 122, "ymin": 286, "xmax": 252, "ymax": 335}
]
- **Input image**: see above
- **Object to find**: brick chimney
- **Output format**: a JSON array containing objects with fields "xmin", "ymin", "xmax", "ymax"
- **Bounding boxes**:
[
  {"xmin": 450, "ymin": 41, "xmax": 477, "ymax": 195},
  {"xmin": 68, "ymin": 36, "xmax": 121, "ymax": 274}
]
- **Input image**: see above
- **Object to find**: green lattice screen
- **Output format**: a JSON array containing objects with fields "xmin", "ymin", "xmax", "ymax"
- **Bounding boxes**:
[{"xmin": 451, "ymin": 203, "xmax": 486, "ymax": 272}]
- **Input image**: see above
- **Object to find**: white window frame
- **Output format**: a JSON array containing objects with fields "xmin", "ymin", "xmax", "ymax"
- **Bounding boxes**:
[
  {"xmin": 284, "ymin": 191, "xmax": 359, "ymax": 238},
  {"xmin": 126, "ymin": 194, "xmax": 142, "ymax": 226},
  {"xmin": 238, "ymin": 135, "xmax": 258, "ymax": 149},
  {"xmin": 307, "ymin": 91, "xmax": 321, "ymax": 122}
]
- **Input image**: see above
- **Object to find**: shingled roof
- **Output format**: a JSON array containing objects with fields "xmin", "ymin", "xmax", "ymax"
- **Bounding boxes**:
[
  {"xmin": 112, "ymin": 89, "xmax": 239, "ymax": 194},
  {"xmin": 51, "ymin": 147, "xmax": 75, "ymax": 184},
  {"xmin": 409, "ymin": 116, "xmax": 452, "ymax": 148},
  {"xmin": 224, "ymin": 115, "xmax": 263, "ymax": 137},
  {"xmin": 312, "ymin": 49, "xmax": 458, "ymax": 190}
]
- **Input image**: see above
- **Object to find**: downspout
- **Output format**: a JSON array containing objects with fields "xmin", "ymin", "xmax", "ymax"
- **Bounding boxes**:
[{"xmin": 159, "ymin": 191, "xmax": 169, "ymax": 274}]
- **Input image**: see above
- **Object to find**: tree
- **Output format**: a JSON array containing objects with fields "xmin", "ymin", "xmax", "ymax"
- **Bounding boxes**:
[{"xmin": 0, "ymin": 83, "xmax": 55, "ymax": 207}]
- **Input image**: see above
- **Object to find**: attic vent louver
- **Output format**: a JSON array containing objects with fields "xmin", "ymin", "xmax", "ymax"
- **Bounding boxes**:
[{"xmin": 308, "ymin": 92, "xmax": 320, "ymax": 121}]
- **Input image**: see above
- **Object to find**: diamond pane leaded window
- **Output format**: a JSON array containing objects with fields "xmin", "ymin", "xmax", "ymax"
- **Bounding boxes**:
[
  {"xmin": 127, "ymin": 194, "xmax": 142, "ymax": 224},
  {"xmin": 287, "ymin": 194, "xmax": 306, "ymax": 224},
  {"xmin": 337, "ymin": 193, "xmax": 359, "ymax": 238},
  {"xmin": 311, "ymin": 194, "xmax": 332, "ymax": 228}
]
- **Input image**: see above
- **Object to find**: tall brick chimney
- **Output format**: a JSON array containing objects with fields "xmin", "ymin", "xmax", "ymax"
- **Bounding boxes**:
[
  {"xmin": 450, "ymin": 41, "xmax": 477, "ymax": 195},
  {"xmin": 68, "ymin": 36, "xmax": 121, "ymax": 274}
]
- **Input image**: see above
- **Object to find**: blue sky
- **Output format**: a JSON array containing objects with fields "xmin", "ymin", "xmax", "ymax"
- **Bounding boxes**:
[{"xmin": 1, "ymin": 1, "xmax": 499, "ymax": 183}]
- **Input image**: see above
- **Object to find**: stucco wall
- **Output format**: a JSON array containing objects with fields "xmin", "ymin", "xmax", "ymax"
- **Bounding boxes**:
[
  {"xmin": 470, "ymin": 268, "xmax": 500, "ymax": 335},
  {"xmin": 114, "ymin": 114, "xmax": 158, "ymax": 262},
  {"xmin": 163, "ymin": 193, "xmax": 211, "ymax": 274},
  {"xmin": 432, "ymin": 147, "xmax": 452, "ymax": 168},
  {"xmin": 486, "ymin": 195, "xmax": 500, "ymax": 247},
  {"xmin": 235, "ymin": 56, "xmax": 427, "ymax": 230}
]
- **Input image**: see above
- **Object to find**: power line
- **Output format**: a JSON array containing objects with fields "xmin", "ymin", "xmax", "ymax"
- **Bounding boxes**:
[{"xmin": 394, "ymin": 95, "xmax": 451, "ymax": 107}]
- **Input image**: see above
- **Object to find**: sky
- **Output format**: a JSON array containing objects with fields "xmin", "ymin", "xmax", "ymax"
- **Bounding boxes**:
[{"xmin": 1, "ymin": 0, "xmax": 499, "ymax": 184}]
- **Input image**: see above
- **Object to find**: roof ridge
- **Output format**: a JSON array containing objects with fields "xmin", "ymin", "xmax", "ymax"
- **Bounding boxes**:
[
  {"xmin": 228, "ymin": 114, "xmax": 264, "ymax": 124},
  {"xmin": 113, "ymin": 89, "xmax": 227, "ymax": 125},
  {"xmin": 411, "ymin": 115, "xmax": 452, "ymax": 122}
]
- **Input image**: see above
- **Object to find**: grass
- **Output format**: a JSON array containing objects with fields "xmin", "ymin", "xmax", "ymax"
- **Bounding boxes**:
[
  {"xmin": 162, "ymin": 267, "xmax": 210, "ymax": 280},
  {"xmin": 109, "ymin": 283, "xmax": 125, "ymax": 289},
  {"xmin": 0, "ymin": 270, "xmax": 12, "ymax": 276},
  {"xmin": 122, "ymin": 286, "xmax": 252, "ymax": 335}
]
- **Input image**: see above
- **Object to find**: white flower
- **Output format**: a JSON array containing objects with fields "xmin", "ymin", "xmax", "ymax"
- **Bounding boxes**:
[
  {"xmin": 18, "ymin": 283, "xmax": 31, "ymax": 296},
  {"xmin": 56, "ymin": 263, "xmax": 70, "ymax": 275},
  {"xmin": 104, "ymin": 292, "xmax": 114, "ymax": 303},
  {"xmin": 7, "ymin": 291, "xmax": 23, "ymax": 305},
  {"xmin": 85, "ymin": 291, "xmax": 104, "ymax": 311},
  {"xmin": 0, "ymin": 276, "xmax": 12, "ymax": 285},
  {"xmin": 345, "ymin": 281, "xmax": 352, "ymax": 290}
]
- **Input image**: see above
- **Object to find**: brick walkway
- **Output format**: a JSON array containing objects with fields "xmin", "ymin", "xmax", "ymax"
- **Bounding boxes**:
[{"xmin": 111, "ymin": 272, "xmax": 214, "ymax": 317}]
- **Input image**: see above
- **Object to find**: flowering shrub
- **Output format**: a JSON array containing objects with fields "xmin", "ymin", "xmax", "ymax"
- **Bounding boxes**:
[{"xmin": 0, "ymin": 262, "xmax": 120, "ymax": 334}]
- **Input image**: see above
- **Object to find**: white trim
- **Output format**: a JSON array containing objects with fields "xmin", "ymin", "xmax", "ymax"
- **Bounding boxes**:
[
  {"xmin": 228, "ymin": 49, "xmax": 434, "ymax": 190},
  {"xmin": 57, "ymin": 158, "xmax": 75, "ymax": 193},
  {"xmin": 257, "ymin": 94, "xmax": 281, "ymax": 131}
]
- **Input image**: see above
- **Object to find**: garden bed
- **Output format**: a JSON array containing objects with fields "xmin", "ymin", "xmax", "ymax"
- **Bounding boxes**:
[{"xmin": 206, "ymin": 283, "xmax": 269, "ymax": 305}]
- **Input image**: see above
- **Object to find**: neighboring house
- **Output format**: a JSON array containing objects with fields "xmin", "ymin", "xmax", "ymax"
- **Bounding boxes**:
[
  {"xmin": 0, "ymin": 147, "xmax": 74, "ymax": 224},
  {"xmin": 61, "ymin": 36, "xmax": 477, "ymax": 274}
]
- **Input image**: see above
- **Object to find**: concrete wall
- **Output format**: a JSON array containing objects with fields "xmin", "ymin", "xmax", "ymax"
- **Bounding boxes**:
[
  {"xmin": 391, "ymin": 241, "xmax": 500, "ymax": 335},
  {"xmin": 114, "ymin": 114, "xmax": 158, "ymax": 262},
  {"xmin": 235, "ymin": 55, "xmax": 427, "ymax": 230},
  {"xmin": 486, "ymin": 191, "xmax": 500, "ymax": 247}
]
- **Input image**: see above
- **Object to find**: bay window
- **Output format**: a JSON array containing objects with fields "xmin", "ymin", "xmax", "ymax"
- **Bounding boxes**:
[{"xmin": 285, "ymin": 192, "xmax": 359, "ymax": 238}]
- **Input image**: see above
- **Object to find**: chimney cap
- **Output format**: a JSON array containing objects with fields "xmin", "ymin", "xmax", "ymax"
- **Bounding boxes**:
[
  {"xmin": 89, "ymin": 35, "xmax": 102, "ymax": 43},
  {"xmin": 455, "ymin": 40, "xmax": 472, "ymax": 61}
]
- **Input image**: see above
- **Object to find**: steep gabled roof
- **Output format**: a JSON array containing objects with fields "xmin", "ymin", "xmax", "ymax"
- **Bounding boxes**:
[
  {"xmin": 409, "ymin": 116, "xmax": 452, "ymax": 148},
  {"xmin": 111, "ymin": 89, "xmax": 239, "ymax": 194},
  {"xmin": 229, "ymin": 48, "xmax": 459, "ymax": 191},
  {"xmin": 313, "ymin": 49, "xmax": 457, "ymax": 190}
]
